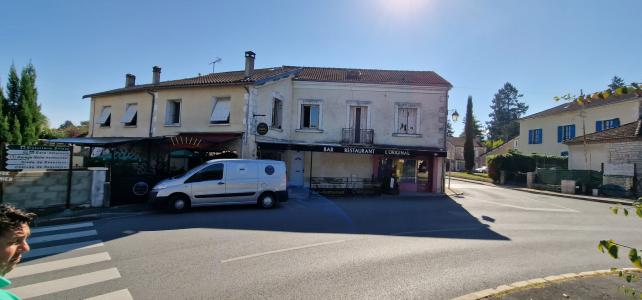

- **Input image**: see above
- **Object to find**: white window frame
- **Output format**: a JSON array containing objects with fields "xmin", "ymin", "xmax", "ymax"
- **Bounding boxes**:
[
  {"xmin": 210, "ymin": 96, "xmax": 231, "ymax": 125},
  {"xmin": 296, "ymin": 99, "xmax": 323, "ymax": 132},
  {"xmin": 271, "ymin": 98, "xmax": 283, "ymax": 129},
  {"xmin": 121, "ymin": 103, "xmax": 138, "ymax": 127},
  {"xmin": 393, "ymin": 102, "xmax": 421, "ymax": 136},
  {"xmin": 165, "ymin": 99, "xmax": 181, "ymax": 126},
  {"xmin": 97, "ymin": 106, "xmax": 111, "ymax": 127}
]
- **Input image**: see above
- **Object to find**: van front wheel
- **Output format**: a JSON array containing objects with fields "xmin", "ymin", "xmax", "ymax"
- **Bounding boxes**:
[
  {"xmin": 169, "ymin": 194, "xmax": 190, "ymax": 212},
  {"xmin": 258, "ymin": 193, "xmax": 276, "ymax": 209}
]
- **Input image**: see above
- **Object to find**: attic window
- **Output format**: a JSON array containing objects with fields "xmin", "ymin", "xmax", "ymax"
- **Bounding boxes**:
[{"xmin": 347, "ymin": 70, "xmax": 361, "ymax": 80}]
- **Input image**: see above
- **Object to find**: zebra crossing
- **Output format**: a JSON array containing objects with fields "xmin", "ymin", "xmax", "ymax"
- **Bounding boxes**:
[{"xmin": 6, "ymin": 221, "xmax": 133, "ymax": 299}]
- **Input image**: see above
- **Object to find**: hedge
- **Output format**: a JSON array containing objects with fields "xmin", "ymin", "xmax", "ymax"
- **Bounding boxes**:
[{"xmin": 486, "ymin": 150, "xmax": 567, "ymax": 182}]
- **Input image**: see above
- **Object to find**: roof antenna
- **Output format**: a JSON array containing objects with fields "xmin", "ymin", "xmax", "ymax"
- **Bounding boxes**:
[{"xmin": 209, "ymin": 57, "xmax": 222, "ymax": 73}]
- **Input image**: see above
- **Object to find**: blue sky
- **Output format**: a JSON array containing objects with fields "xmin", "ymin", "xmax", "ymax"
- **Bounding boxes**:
[{"xmin": 1, "ymin": 0, "xmax": 641, "ymax": 135}]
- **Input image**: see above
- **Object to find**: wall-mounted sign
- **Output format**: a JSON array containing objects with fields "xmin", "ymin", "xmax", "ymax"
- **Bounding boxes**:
[
  {"xmin": 604, "ymin": 163, "xmax": 635, "ymax": 177},
  {"xmin": 257, "ymin": 123, "xmax": 269, "ymax": 135},
  {"xmin": 4, "ymin": 145, "xmax": 70, "ymax": 170},
  {"xmin": 132, "ymin": 182, "xmax": 150, "ymax": 196},
  {"xmin": 0, "ymin": 171, "xmax": 16, "ymax": 182},
  {"xmin": 259, "ymin": 142, "xmax": 446, "ymax": 157}
]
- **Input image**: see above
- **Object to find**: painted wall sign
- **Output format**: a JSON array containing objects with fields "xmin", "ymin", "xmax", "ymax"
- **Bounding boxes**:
[
  {"xmin": 257, "ymin": 123, "xmax": 269, "ymax": 135},
  {"xmin": 4, "ymin": 145, "xmax": 70, "ymax": 170}
]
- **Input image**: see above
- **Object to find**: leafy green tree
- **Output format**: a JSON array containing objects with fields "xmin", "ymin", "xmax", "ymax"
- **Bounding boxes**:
[
  {"xmin": 608, "ymin": 76, "xmax": 626, "ymax": 92},
  {"xmin": 446, "ymin": 119, "xmax": 454, "ymax": 137},
  {"xmin": 58, "ymin": 120, "xmax": 74, "ymax": 130},
  {"xmin": 464, "ymin": 96, "xmax": 475, "ymax": 172},
  {"xmin": 483, "ymin": 138, "xmax": 505, "ymax": 150},
  {"xmin": 486, "ymin": 82, "xmax": 528, "ymax": 142}
]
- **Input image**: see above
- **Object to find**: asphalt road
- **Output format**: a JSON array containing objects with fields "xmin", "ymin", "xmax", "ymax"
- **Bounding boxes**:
[{"xmin": 11, "ymin": 179, "xmax": 642, "ymax": 299}]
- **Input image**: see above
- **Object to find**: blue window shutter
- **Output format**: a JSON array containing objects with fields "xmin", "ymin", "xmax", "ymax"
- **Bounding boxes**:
[
  {"xmin": 596, "ymin": 120, "xmax": 602, "ymax": 132},
  {"xmin": 557, "ymin": 126, "xmax": 563, "ymax": 143},
  {"xmin": 528, "ymin": 130, "xmax": 533, "ymax": 144},
  {"xmin": 537, "ymin": 129, "xmax": 542, "ymax": 144},
  {"xmin": 614, "ymin": 118, "xmax": 620, "ymax": 128},
  {"xmin": 570, "ymin": 125, "xmax": 575, "ymax": 139}
]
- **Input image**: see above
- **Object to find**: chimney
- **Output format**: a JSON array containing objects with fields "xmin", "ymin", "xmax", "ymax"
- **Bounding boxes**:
[
  {"xmin": 244, "ymin": 51, "xmax": 255, "ymax": 77},
  {"xmin": 152, "ymin": 66, "xmax": 161, "ymax": 84},
  {"xmin": 125, "ymin": 74, "xmax": 136, "ymax": 87}
]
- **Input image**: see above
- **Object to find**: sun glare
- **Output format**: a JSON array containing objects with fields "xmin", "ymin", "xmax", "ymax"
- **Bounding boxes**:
[{"xmin": 377, "ymin": 0, "xmax": 430, "ymax": 18}]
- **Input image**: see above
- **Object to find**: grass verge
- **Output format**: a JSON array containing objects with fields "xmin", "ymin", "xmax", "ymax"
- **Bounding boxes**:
[{"xmin": 448, "ymin": 171, "xmax": 494, "ymax": 183}]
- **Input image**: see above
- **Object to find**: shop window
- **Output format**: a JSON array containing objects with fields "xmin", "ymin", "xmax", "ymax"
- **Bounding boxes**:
[
  {"xmin": 165, "ymin": 100, "xmax": 181, "ymax": 125},
  {"xmin": 97, "ymin": 106, "xmax": 111, "ymax": 127},
  {"xmin": 121, "ymin": 103, "xmax": 138, "ymax": 126},
  {"xmin": 271, "ymin": 98, "xmax": 283, "ymax": 129},
  {"xmin": 395, "ymin": 159, "xmax": 417, "ymax": 183},
  {"xmin": 301, "ymin": 104, "xmax": 320, "ymax": 129},
  {"xmin": 210, "ymin": 97, "xmax": 231, "ymax": 124}
]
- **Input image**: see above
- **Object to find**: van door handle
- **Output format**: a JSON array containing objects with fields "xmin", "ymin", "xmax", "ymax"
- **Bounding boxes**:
[{"xmin": 218, "ymin": 182, "xmax": 225, "ymax": 185}]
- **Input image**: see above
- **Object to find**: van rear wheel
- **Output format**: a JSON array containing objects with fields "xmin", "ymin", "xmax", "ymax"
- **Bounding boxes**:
[
  {"xmin": 258, "ymin": 193, "xmax": 276, "ymax": 209},
  {"xmin": 169, "ymin": 194, "xmax": 189, "ymax": 212}
]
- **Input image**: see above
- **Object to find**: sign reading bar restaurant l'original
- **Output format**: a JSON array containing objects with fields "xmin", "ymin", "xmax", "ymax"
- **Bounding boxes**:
[
  {"xmin": 4, "ymin": 145, "xmax": 70, "ymax": 170},
  {"xmin": 322, "ymin": 146, "xmax": 411, "ymax": 156}
]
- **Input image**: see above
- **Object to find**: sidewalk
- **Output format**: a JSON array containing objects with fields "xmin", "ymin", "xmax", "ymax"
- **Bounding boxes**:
[
  {"xmin": 454, "ymin": 268, "xmax": 642, "ymax": 300},
  {"xmin": 31, "ymin": 203, "xmax": 150, "ymax": 227},
  {"xmin": 447, "ymin": 176, "xmax": 636, "ymax": 206}
]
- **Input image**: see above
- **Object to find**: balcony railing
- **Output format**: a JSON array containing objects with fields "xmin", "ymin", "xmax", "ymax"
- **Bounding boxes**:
[{"xmin": 342, "ymin": 128, "xmax": 374, "ymax": 145}]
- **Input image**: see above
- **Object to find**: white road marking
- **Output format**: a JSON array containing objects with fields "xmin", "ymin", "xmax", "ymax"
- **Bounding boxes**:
[
  {"xmin": 8, "ymin": 252, "xmax": 111, "ymax": 279},
  {"xmin": 24, "ymin": 240, "xmax": 104, "ymax": 259},
  {"xmin": 85, "ymin": 289, "xmax": 133, "ymax": 300},
  {"xmin": 8, "ymin": 268, "xmax": 121, "ymax": 299},
  {"xmin": 31, "ymin": 222, "xmax": 94, "ymax": 234},
  {"xmin": 221, "ymin": 240, "xmax": 346, "ymax": 263},
  {"xmin": 468, "ymin": 198, "xmax": 578, "ymax": 213},
  {"xmin": 29, "ymin": 230, "xmax": 98, "ymax": 245}
]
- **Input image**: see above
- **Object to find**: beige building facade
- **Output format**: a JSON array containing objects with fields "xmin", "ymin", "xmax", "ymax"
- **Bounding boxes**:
[{"xmin": 77, "ymin": 51, "xmax": 452, "ymax": 195}]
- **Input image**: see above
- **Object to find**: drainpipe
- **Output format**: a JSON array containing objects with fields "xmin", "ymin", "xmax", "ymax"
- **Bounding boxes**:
[
  {"xmin": 147, "ymin": 90, "xmax": 156, "ymax": 137},
  {"xmin": 442, "ymin": 94, "xmax": 449, "ymax": 194},
  {"xmin": 242, "ymin": 86, "xmax": 251, "ymax": 158}
]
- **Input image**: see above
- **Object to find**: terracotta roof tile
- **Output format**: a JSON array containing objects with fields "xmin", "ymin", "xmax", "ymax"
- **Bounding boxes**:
[
  {"xmin": 565, "ymin": 119, "xmax": 642, "ymax": 145},
  {"xmin": 83, "ymin": 66, "xmax": 451, "ymax": 98},
  {"xmin": 521, "ymin": 94, "xmax": 641, "ymax": 120}
]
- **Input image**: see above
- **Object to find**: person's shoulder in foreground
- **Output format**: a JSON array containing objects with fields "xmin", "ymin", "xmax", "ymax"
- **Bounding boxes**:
[{"xmin": 0, "ymin": 204, "xmax": 35, "ymax": 300}]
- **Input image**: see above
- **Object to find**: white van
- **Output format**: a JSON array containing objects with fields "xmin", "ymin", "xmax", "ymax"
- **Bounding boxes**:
[{"xmin": 149, "ymin": 159, "xmax": 287, "ymax": 212}]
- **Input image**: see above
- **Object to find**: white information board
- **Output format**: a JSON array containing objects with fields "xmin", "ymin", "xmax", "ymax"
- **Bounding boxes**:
[
  {"xmin": 4, "ymin": 145, "xmax": 70, "ymax": 170},
  {"xmin": 603, "ymin": 163, "xmax": 635, "ymax": 177}
]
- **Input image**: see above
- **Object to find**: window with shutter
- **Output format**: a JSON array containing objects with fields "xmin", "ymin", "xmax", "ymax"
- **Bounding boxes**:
[{"xmin": 210, "ymin": 97, "xmax": 231, "ymax": 124}]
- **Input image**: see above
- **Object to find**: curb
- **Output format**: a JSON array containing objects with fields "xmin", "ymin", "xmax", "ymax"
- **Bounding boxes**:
[
  {"xmin": 452, "ymin": 268, "xmax": 642, "ymax": 300},
  {"xmin": 447, "ymin": 177, "xmax": 634, "ymax": 206}
]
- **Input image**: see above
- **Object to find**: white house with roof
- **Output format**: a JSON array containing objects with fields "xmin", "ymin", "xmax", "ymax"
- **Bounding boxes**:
[{"xmin": 518, "ymin": 94, "xmax": 642, "ymax": 157}]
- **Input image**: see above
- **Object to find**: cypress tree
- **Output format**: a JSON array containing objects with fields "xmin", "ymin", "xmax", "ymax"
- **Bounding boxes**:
[
  {"xmin": 17, "ymin": 63, "xmax": 42, "ymax": 144},
  {"xmin": 464, "ymin": 96, "xmax": 475, "ymax": 172},
  {"xmin": 10, "ymin": 116, "xmax": 22, "ymax": 145},
  {"xmin": 0, "ymin": 86, "xmax": 10, "ymax": 144},
  {"xmin": 6, "ymin": 64, "xmax": 20, "ymax": 116}
]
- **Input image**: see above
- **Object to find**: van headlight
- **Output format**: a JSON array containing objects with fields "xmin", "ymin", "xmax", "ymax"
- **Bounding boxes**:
[{"xmin": 153, "ymin": 184, "xmax": 168, "ymax": 190}]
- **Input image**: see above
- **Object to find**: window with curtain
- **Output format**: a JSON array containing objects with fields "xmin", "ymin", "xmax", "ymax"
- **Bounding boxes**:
[
  {"xmin": 165, "ymin": 100, "xmax": 181, "ymax": 125},
  {"xmin": 528, "ymin": 128, "xmax": 542, "ymax": 144},
  {"xmin": 397, "ymin": 107, "xmax": 417, "ymax": 134},
  {"xmin": 557, "ymin": 124, "xmax": 575, "ymax": 143}
]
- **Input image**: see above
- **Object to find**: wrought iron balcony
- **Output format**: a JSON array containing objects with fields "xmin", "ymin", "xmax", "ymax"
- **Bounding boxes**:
[{"xmin": 342, "ymin": 128, "xmax": 374, "ymax": 145}]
